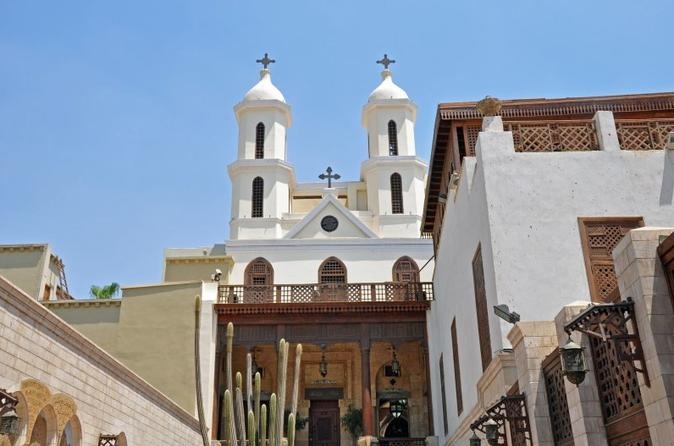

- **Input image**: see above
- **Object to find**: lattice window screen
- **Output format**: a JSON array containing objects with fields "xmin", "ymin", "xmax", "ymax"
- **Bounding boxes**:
[
  {"xmin": 472, "ymin": 245, "xmax": 492, "ymax": 371},
  {"xmin": 451, "ymin": 318, "xmax": 463, "ymax": 414},
  {"xmin": 393, "ymin": 256, "xmax": 419, "ymax": 283},
  {"xmin": 390, "ymin": 173, "xmax": 404, "ymax": 214},
  {"xmin": 319, "ymin": 257, "xmax": 347, "ymax": 283},
  {"xmin": 439, "ymin": 354, "xmax": 449, "ymax": 435},
  {"xmin": 542, "ymin": 350, "xmax": 573, "ymax": 446},
  {"xmin": 251, "ymin": 177, "xmax": 264, "ymax": 218},
  {"xmin": 388, "ymin": 120, "xmax": 399, "ymax": 156},
  {"xmin": 245, "ymin": 258, "xmax": 273, "ymax": 286},
  {"xmin": 255, "ymin": 122, "xmax": 265, "ymax": 159},
  {"xmin": 465, "ymin": 126, "xmax": 480, "ymax": 156},
  {"xmin": 579, "ymin": 218, "xmax": 644, "ymax": 302}
]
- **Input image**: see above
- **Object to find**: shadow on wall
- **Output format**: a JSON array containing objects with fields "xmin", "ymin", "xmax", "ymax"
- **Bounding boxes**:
[{"xmin": 659, "ymin": 150, "xmax": 674, "ymax": 205}]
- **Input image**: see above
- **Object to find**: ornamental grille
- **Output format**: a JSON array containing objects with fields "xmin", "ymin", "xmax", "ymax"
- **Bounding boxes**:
[
  {"xmin": 393, "ymin": 256, "xmax": 419, "ymax": 283},
  {"xmin": 255, "ymin": 122, "xmax": 265, "ymax": 159},
  {"xmin": 245, "ymin": 258, "xmax": 273, "ymax": 286},
  {"xmin": 472, "ymin": 245, "xmax": 492, "ymax": 371},
  {"xmin": 251, "ymin": 177, "xmax": 264, "ymax": 218},
  {"xmin": 465, "ymin": 126, "xmax": 480, "ymax": 156},
  {"xmin": 390, "ymin": 173, "xmax": 404, "ymax": 214},
  {"xmin": 98, "ymin": 435, "xmax": 119, "ymax": 446},
  {"xmin": 505, "ymin": 121, "xmax": 598, "ymax": 152},
  {"xmin": 588, "ymin": 312, "xmax": 651, "ymax": 445},
  {"xmin": 542, "ymin": 350, "xmax": 573, "ymax": 446},
  {"xmin": 616, "ymin": 119, "xmax": 674, "ymax": 150},
  {"xmin": 319, "ymin": 257, "xmax": 347, "ymax": 284},
  {"xmin": 579, "ymin": 218, "xmax": 644, "ymax": 302},
  {"xmin": 388, "ymin": 120, "xmax": 399, "ymax": 155}
]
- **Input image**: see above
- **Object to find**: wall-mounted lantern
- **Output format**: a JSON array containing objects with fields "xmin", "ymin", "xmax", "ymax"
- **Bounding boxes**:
[
  {"xmin": 319, "ymin": 345, "xmax": 328, "ymax": 378},
  {"xmin": 560, "ymin": 337, "xmax": 587, "ymax": 385},
  {"xmin": 391, "ymin": 346, "xmax": 401, "ymax": 377},
  {"xmin": 469, "ymin": 430, "xmax": 481, "ymax": 446},
  {"xmin": 390, "ymin": 400, "xmax": 404, "ymax": 419},
  {"xmin": 484, "ymin": 418, "xmax": 499, "ymax": 445},
  {"xmin": 0, "ymin": 389, "xmax": 20, "ymax": 436}
]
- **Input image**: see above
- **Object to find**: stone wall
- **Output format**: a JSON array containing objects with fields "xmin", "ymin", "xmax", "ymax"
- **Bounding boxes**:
[{"xmin": 0, "ymin": 275, "xmax": 203, "ymax": 446}]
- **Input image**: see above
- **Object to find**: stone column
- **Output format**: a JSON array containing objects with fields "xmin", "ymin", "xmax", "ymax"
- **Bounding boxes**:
[
  {"xmin": 613, "ymin": 227, "xmax": 674, "ymax": 444},
  {"xmin": 507, "ymin": 321, "xmax": 558, "ymax": 446},
  {"xmin": 554, "ymin": 303, "xmax": 608, "ymax": 446}
]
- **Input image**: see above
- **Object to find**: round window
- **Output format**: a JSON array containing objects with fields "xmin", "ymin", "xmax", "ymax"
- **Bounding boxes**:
[{"xmin": 320, "ymin": 215, "xmax": 339, "ymax": 232}]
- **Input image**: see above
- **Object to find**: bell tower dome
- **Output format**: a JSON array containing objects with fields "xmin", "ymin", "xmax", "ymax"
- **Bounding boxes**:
[
  {"xmin": 228, "ymin": 54, "xmax": 295, "ymax": 240},
  {"xmin": 360, "ymin": 55, "xmax": 427, "ymax": 238}
]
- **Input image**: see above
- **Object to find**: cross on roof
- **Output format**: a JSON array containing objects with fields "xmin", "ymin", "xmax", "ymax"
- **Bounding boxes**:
[
  {"xmin": 318, "ymin": 166, "xmax": 341, "ymax": 188},
  {"xmin": 376, "ymin": 54, "xmax": 395, "ymax": 70},
  {"xmin": 256, "ymin": 53, "xmax": 276, "ymax": 69}
]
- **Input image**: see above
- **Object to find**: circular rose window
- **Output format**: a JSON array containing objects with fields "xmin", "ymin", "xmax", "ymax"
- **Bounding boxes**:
[{"xmin": 320, "ymin": 215, "xmax": 339, "ymax": 232}]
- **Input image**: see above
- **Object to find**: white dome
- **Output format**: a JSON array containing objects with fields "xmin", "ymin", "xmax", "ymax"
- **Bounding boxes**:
[
  {"xmin": 368, "ymin": 70, "xmax": 409, "ymax": 101},
  {"xmin": 243, "ymin": 69, "xmax": 286, "ymax": 102}
]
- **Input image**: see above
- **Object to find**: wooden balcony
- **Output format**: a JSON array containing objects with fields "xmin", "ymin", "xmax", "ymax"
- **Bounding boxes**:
[{"xmin": 217, "ymin": 282, "xmax": 433, "ymax": 305}]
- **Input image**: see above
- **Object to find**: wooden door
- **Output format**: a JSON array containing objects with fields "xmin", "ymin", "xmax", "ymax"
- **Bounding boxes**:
[{"xmin": 310, "ymin": 400, "xmax": 340, "ymax": 446}]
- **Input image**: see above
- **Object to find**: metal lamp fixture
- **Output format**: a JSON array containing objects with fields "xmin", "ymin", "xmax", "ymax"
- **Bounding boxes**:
[
  {"xmin": 390, "ymin": 400, "xmax": 404, "ymax": 419},
  {"xmin": 319, "ymin": 345, "xmax": 328, "ymax": 378},
  {"xmin": 484, "ymin": 418, "xmax": 499, "ymax": 445},
  {"xmin": 391, "ymin": 347, "xmax": 401, "ymax": 377},
  {"xmin": 469, "ymin": 430, "xmax": 481, "ymax": 446},
  {"xmin": 560, "ymin": 336, "xmax": 587, "ymax": 385},
  {"xmin": 0, "ymin": 389, "xmax": 20, "ymax": 436}
]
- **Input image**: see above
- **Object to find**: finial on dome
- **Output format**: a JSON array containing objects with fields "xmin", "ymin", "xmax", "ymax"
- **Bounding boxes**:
[
  {"xmin": 376, "ymin": 54, "xmax": 396, "ymax": 70},
  {"xmin": 256, "ymin": 53, "xmax": 276, "ymax": 70}
]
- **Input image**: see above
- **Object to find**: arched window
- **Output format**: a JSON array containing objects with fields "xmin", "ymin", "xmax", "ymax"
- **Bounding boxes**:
[
  {"xmin": 318, "ymin": 257, "xmax": 347, "ymax": 284},
  {"xmin": 388, "ymin": 120, "xmax": 398, "ymax": 156},
  {"xmin": 390, "ymin": 173, "xmax": 404, "ymax": 214},
  {"xmin": 255, "ymin": 122, "xmax": 265, "ymax": 159},
  {"xmin": 393, "ymin": 256, "xmax": 420, "ymax": 283},
  {"xmin": 251, "ymin": 177, "xmax": 264, "ymax": 218},
  {"xmin": 245, "ymin": 258, "xmax": 274, "ymax": 286}
]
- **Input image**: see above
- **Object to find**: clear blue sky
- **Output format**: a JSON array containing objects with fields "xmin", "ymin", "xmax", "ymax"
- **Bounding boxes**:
[{"xmin": 2, "ymin": 1, "xmax": 672, "ymax": 298}]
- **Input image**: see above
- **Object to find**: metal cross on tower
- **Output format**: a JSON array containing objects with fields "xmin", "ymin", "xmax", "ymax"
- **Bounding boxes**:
[
  {"xmin": 319, "ymin": 166, "xmax": 341, "ymax": 188},
  {"xmin": 256, "ymin": 53, "xmax": 276, "ymax": 69},
  {"xmin": 376, "ymin": 54, "xmax": 396, "ymax": 70}
]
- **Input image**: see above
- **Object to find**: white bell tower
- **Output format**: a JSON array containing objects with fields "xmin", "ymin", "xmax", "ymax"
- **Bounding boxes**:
[
  {"xmin": 361, "ymin": 55, "xmax": 427, "ymax": 238},
  {"xmin": 228, "ymin": 54, "xmax": 295, "ymax": 240}
]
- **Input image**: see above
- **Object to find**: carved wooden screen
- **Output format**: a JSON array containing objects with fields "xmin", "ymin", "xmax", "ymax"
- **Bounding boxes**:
[
  {"xmin": 439, "ymin": 354, "xmax": 449, "ymax": 435},
  {"xmin": 392, "ymin": 256, "xmax": 419, "ymax": 283},
  {"xmin": 390, "ymin": 173, "xmax": 404, "ymax": 214},
  {"xmin": 319, "ymin": 257, "xmax": 347, "ymax": 283},
  {"xmin": 245, "ymin": 258, "xmax": 273, "ymax": 285},
  {"xmin": 451, "ymin": 318, "xmax": 463, "ymax": 414},
  {"xmin": 388, "ymin": 120, "xmax": 399, "ymax": 155},
  {"xmin": 616, "ymin": 119, "xmax": 674, "ymax": 150},
  {"xmin": 658, "ymin": 232, "xmax": 674, "ymax": 312},
  {"xmin": 588, "ymin": 313, "xmax": 651, "ymax": 445},
  {"xmin": 255, "ymin": 122, "xmax": 265, "ymax": 159},
  {"xmin": 578, "ymin": 217, "xmax": 644, "ymax": 303},
  {"xmin": 251, "ymin": 177, "xmax": 264, "ymax": 218},
  {"xmin": 472, "ymin": 245, "xmax": 492, "ymax": 371},
  {"xmin": 542, "ymin": 350, "xmax": 573, "ymax": 446}
]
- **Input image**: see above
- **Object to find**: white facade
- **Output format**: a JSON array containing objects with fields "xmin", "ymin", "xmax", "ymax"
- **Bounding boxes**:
[{"xmin": 426, "ymin": 112, "xmax": 674, "ymax": 444}]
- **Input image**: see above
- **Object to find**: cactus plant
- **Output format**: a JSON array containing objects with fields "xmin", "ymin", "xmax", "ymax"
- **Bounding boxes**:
[{"xmin": 218, "ymin": 323, "xmax": 301, "ymax": 446}]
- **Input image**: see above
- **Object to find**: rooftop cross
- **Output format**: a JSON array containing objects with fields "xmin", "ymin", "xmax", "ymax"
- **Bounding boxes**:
[
  {"xmin": 376, "ymin": 54, "xmax": 396, "ymax": 70},
  {"xmin": 318, "ymin": 166, "xmax": 341, "ymax": 188},
  {"xmin": 256, "ymin": 53, "xmax": 276, "ymax": 69}
]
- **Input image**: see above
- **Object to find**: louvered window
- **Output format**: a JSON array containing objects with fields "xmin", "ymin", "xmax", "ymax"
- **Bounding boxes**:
[
  {"xmin": 251, "ymin": 177, "xmax": 264, "ymax": 218},
  {"xmin": 390, "ymin": 173, "xmax": 403, "ymax": 214},
  {"xmin": 393, "ymin": 256, "xmax": 419, "ymax": 282},
  {"xmin": 388, "ymin": 120, "xmax": 398, "ymax": 155},
  {"xmin": 451, "ymin": 318, "xmax": 463, "ymax": 414},
  {"xmin": 318, "ymin": 257, "xmax": 347, "ymax": 284},
  {"xmin": 255, "ymin": 122, "xmax": 265, "ymax": 159},
  {"xmin": 472, "ymin": 245, "xmax": 492, "ymax": 371},
  {"xmin": 245, "ymin": 258, "xmax": 273, "ymax": 285}
]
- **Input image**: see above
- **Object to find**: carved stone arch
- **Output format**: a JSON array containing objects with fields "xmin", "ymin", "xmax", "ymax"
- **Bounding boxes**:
[
  {"xmin": 30, "ymin": 404, "xmax": 58, "ymax": 446},
  {"xmin": 392, "ymin": 257, "xmax": 419, "ymax": 283},
  {"xmin": 318, "ymin": 257, "xmax": 347, "ymax": 284},
  {"xmin": 244, "ymin": 257, "xmax": 274, "ymax": 286},
  {"xmin": 20, "ymin": 379, "xmax": 52, "ymax": 442},
  {"xmin": 49, "ymin": 394, "xmax": 76, "ymax": 443}
]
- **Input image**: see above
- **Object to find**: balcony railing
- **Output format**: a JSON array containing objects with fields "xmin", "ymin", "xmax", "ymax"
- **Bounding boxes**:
[{"xmin": 217, "ymin": 282, "xmax": 433, "ymax": 304}]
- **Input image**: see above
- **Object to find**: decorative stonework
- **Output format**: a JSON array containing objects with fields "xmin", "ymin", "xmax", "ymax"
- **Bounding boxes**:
[
  {"xmin": 50, "ymin": 394, "xmax": 76, "ymax": 436},
  {"xmin": 476, "ymin": 96, "xmax": 503, "ymax": 117},
  {"xmin": 0, "ymin": 244, "xmax": 45, "ymax": 252},
  {"xmin": 165, "ymin": 256, "xmax": 232, "ymax": 265},
  {"xmin": 21, "ymin": 379, "xmax": 51, "ymax": 438},
  {"xmin": 43, "ymin": 299, "xmax": 122, "ymax": 309}
]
